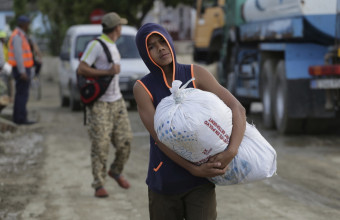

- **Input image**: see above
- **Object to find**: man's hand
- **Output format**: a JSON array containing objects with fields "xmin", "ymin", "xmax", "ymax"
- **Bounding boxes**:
[
  {"xmin": 78, "ymin": 61, "xmax": 120, "ymax": 77},
  {"xmin": 107, "ymin": 64, "xmax": 120, "ymax": 76},
  {"xmin": 20, "ymin": 73, "xmax": 28, "ymax": 81},
  {"xmin": 190, "ymin": 161, "xmax": 228, "ymax": 178},
  {"xmin": 208, "ymin": 148, "xmax": 237, "ymax": 170}
]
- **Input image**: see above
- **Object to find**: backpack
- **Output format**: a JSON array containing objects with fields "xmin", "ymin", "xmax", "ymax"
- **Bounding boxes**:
[
  {"xmin": 77, "ymin": 38, "xmax": 114, "ymax": 106},
  {"xmin": 76, "ymin": 38, "xmax": 114, "ymax": 125}
]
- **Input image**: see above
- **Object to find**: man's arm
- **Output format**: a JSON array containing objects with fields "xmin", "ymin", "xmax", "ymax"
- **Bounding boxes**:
[
  {"xmin": 13, "ymin": 35, "xmax": 27, "ymax": 80},
  {"xmin": 194, "ymin": 64, "xmax": 247, "ymax": 169},
  {"xmin": 77, "ymin": 61, "xmax": 119, "ymax": 77},
  {"xmin": 77, "ymin": 40, "xmax": 120, "ymax": 77},
  {"xmin": 133, "ymin": 81, "xmax": 228, "ymax": 178}
]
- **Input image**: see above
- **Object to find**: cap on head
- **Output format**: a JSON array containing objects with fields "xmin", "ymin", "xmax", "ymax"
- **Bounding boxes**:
[
  {"xmin": 0, "ymin": 31, "xmax": 6, "ymax": 38},
  {"xmin": 101, "ymin": 12, "xmax": 127, "ymax": 31},
  {"xmin": 17, "ymin": 15, "xmax": 30, "ymax": 25}
]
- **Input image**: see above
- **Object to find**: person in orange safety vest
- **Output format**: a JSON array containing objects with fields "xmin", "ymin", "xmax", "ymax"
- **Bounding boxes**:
[{"xmin": 8, "ymin": 15, "xmax": 36, "ymax": 125}]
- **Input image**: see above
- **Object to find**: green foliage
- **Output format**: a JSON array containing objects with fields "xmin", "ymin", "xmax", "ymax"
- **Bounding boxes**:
[
  {"xmin": 14, "ymin": 0, "xmax": 28, "ymax": 16},
  {"xmin": 10, "ymin": 0, "xmax": 28, "ymax": 29},
  {"xmin": 163, "ymin": 0, "xmax": 195, "ymax": 7},
  {"xmin": 37, "ymin": 0, "xmax": 73, "ymax": 55}
]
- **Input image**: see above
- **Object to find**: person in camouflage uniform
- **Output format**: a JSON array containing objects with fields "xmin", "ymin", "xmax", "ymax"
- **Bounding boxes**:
[
  {"xmin": 77, "ymin": 12, "xmax": 132, "ymax": 198},
  {"xmin": 0, "ymin": 30, "xmax": 10, "ymax": 112},
  {"xmin": 0, "ymin": 79, "xmax": 9, "ymax": 112},
  {"xmin": 87, "ymin": 101, "xmax": 132, "ymax": 192}
]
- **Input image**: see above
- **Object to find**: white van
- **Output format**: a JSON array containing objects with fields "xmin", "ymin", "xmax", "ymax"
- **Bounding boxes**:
[{"xmin": 58, "ymin": 24, "xmax": 149, "ymax": 110}]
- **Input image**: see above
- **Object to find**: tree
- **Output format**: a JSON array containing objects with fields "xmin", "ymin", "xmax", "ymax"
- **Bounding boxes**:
[
  {"xmin": 13, "ymin": 0, "xmax": 28, "ymax": 17},
  {"xmin": 37, "ymin": 0, "xmax": 75, "ymax": 55},
  {"xmin": 10, "ymin": 0, "xmax": 28, "ymax": 29},
  {"xmin": 37, "ymin": 0, "xmax": 194, "ymax": 55}
]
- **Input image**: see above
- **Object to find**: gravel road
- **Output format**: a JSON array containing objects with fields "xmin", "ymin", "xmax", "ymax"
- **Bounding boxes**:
[{"xmin": 0, "ymin": 56, "xmax": 339, "ymax": 220}]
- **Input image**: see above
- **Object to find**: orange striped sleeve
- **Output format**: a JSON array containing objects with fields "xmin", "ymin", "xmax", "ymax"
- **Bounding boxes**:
[
  {"xmin": 137, "ymin": 80, "xmax": 154, "ymax": 103},
  {"xmin": 191, "ymin": 64, "xmax": 197, "ymax": 88}
]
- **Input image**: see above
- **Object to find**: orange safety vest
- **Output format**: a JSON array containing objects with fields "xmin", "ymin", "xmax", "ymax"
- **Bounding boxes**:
[{"xmin": 8, "ymin": 28, "xmax": 34, "ymax": 68}]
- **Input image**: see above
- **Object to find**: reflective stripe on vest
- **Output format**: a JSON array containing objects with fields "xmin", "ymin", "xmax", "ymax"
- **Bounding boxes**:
[{"xmin": 8, "ymin": 28, "xmax": 34, "ymax": 68}]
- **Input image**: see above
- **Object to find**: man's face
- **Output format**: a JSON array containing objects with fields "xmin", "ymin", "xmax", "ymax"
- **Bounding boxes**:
[
  {"xmin": 147, "ymin": 34, "xmax": 172, "ymax": 67},
  {"xmin": 116, "ymin": 25, "xmax": 122, "ymax": 37},
  {"xmin": 22, "ymin": 23, "xmax": 30, "ymax": 32}
]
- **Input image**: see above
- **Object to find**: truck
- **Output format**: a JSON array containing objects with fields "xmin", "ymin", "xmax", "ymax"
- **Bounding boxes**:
[
  {"xmin": 194, "ymin": 0, "xmax": 340, "ymax": 134},
  {"xmin": 193, "ymin": 0, "xmax": 225, "ymax": 64}
]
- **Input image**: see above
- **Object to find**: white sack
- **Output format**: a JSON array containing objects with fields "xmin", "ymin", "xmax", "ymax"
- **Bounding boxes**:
[
  {"xmin": 154, "ymin": 79, "xmax": 233, "ymax": 165},
  {"xmin": 154, "ymin": 80, "xmax": 277, "ymax": 185},
  {"xmin": 1, "ymin": 62, "xmax": 12, "ymax": 76},
  {"xmin": 208, "ymin": 122, "xmax": 277, "ymax": 185}
]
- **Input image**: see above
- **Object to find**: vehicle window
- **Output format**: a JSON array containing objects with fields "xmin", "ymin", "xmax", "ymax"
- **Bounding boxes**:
[
  {"xmin": 75, "ymin": 35, "xmax": 99, "ymax": 58},
  {"xmin": 74, "ymin": 34, "xmax": 140, "ymax": 59},
  {"xmin": 116, "ymin": 35, "xmax": 140, "ymax": 59},
  {"xmin": 60, "ymin": 35, "xmax": 71, "ymax": 60},
  {"xmin": 202, "ymin": 0, "xmax": 218, "ymax": 8}
]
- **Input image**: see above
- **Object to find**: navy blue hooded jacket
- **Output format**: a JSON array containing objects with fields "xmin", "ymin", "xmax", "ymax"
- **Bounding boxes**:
[{"xmin": 135, "ymin": 23, "xmax": 210, "ymax": 194}]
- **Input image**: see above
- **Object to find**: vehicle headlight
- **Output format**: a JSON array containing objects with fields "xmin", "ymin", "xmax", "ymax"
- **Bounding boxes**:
[
  {"xmin": 130, "ymin": 73, "xmax": 145, "ymax": 81},
  {"xmin": 119, "ymin": 73, "xmax": 146, "ymax": 83},
  {"xmin": 119, "ymin": 76, "xmax": 130, "ymax": 83}
]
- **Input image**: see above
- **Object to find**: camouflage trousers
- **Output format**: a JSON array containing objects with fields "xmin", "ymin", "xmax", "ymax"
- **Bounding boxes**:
[{"xmin": 87, "ymin": 98, "xmax": 132, "ymax": 189}]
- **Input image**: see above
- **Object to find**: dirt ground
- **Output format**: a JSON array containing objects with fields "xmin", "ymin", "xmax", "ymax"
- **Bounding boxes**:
[{"xmin": 0, "ymin": 56, "xmax": 340, "ymax": 220}]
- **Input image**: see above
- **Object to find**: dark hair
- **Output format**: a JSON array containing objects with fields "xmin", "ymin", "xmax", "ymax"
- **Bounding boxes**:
[{"xmin": 102, "ymin": 25, "xmax": 117, "ymax": 34}]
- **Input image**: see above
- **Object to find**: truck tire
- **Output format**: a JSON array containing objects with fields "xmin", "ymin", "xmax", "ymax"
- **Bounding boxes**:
[
  {"xmin": 226, "ymin": 71, "xmax": 251, "ymax": 113},
  {"xmin": 193, "ymin": 47, "xmax": 201, "ymax": 63},
  {"xmin": 273, "ymin": 61, "xmax": 303, "ymax": 134},
  {"xmin": 261, "ymin": 60, "xmax": 275, "ymax": 129},
  {"xmin": 69, "ymin": 84, "xmax": 81, "ymax": 111},
  {"xmin": 128, "ymin": 100, "xmax": 137, "ymax": 110},
  {"xmin": 59, "ymin": 83, "xmax": 69, "ymax": 107}
]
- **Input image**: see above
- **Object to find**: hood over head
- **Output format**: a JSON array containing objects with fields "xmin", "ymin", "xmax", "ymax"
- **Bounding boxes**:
[{"xmin": 135, "ymin": 23, "xmax": 177, "ymax": 80}]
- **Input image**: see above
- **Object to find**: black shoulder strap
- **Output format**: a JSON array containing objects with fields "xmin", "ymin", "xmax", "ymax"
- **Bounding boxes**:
[
  {"xmin": 81, "ymin": 38, "xmax": 115, "ymax": 126},
  {"xmin": 95, "ymin": 38, "xmax": 114, "ymax": 64}
]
